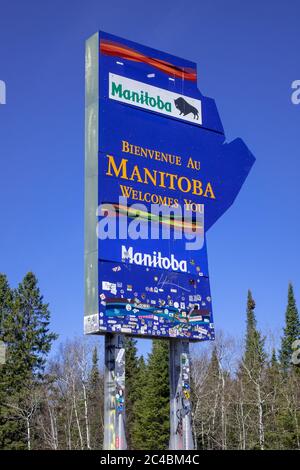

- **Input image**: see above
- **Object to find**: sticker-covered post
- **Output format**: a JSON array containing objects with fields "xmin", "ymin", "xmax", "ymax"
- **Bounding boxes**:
[
  {"xmin": 85, "ymin": 33, "xmax": 128, "ymax": 451},
  {"xmin": 104, "ymin": 334, "xmax": 127, "ymax": 450},
  {"xmin": 169, "ymin": 339, "xmax": 194, "ymax": 450}
]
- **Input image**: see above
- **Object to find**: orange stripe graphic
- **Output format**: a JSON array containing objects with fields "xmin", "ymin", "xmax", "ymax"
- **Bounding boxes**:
[{"xmin": 100, "ymin": 40, "xmax": 197, "ymax": 81}]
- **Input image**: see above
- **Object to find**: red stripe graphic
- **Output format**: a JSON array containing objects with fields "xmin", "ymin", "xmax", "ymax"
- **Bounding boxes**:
[{"xmin": 100, "ymin": 40, "xmax": 197, "ymax": 82}]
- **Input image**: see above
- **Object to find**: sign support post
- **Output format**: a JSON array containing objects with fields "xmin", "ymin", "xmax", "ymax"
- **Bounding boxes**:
[
  {"xmin": 103, "ymin": 333, "xmax": 127, "ymax": 450},
  {"xmin": 169, "ymin": 339, "xmax": 195, "ymax": 450}
]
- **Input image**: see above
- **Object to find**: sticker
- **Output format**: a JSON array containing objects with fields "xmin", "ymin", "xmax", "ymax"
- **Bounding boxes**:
[
  {"xmin": 84, "ymin": 314, "xmax": 99, "ymax": 334},
  {"xmin": 112, "ymin": 266, "xmax": 121, "ymax": 272},
  {"xmin": 102, "ymin": 281, "xmax": 112, "ymax": 291},
  {"xmin": 116, "ymin": 349, "xmax": 125, "ymax": 363},
  {"xmin": 121, "ymin": 327, "xmax": 132, "ymax": 333},
  {"xmin": 102, "ymin": 281, "xmax": 117, "ymax": 293}
]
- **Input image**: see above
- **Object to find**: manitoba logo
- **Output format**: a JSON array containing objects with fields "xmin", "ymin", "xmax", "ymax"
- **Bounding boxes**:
[
  {"xmin": 122, "ymin": 245, "xmax": 188, "ymax": 272},
  {"xmin": 111, "ymin": 81, "xmax": 171, "ymax": 112},
  {"xmin": 109, "ymin": 73, "xmax": 202, "ymax": 125}
]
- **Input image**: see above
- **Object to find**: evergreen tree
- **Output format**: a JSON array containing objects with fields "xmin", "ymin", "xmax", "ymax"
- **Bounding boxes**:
[
  {"xmin": 195, "ymin": 346, "xmax": 221, "ymax": 449},
  {"xmin": 0, "ymin": 274, "xmax": 11, "ymax": 372},
  {"xmin": 0, "ymin": 273, "xmax": 12, "ymax": 332},
  {"xmin": 0, "ymin": 272, "xmax": 57, "ymax": 449},
  {"xmin": 208, "ymin": 346, "xmax": 220, "ymax": 377},
  {"xmin": 279, "ymin": 283, "xmax": 300, "ymax": 371},
  {"xmin": 240, "ymin": 290, "xmax": 266, "ymax": 449},
  {"xmin": 270, "ymin": 348, "xmax": 278, "ymax": 369},
  {"xmin": 0, "ymin": 274, "xmax": 23, "ymax": 449},
  {"xmin": 88, "ymin": 346, "xmax": 103, "ymax": 449},
  {"xmin": 124, "ymin": 337, "xmax": 140, "ymax": 449},
  {"xmin": 131, "ymin": 355, "xmax": 147, "ymax": 449},
  {"xmin": 264, "ymin": 349, "xmax": 282, "ymax": 449},
  {"xmin": 132, "ymin": 340, "xmax": 169, "ymax": 450},
  {"xmin": 243, "ymin": 290, "xmax": 266, "ymax": 376},
  {"xmin": 278, "ymin": 285, "xmax": 300, "ymax": 449},
  {"xmin": 14, "ymin": 272, "xmax": 58, "ymax": 376},
  {"xmin": 136, "ymin": 355, "xmax": 146, "ymax": 381}
]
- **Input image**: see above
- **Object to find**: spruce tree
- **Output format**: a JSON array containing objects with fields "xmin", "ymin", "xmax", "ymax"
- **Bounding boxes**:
[
  {"xmin": 208, "ymin": 346, "xmax": 220, "ymax": 377},
  {"xmin": 264, "ymin": 349, "xmax": 282, "ymax": 449},
  {"xmin": 241, "ymin": 290, "xmax": 266, "ymax": 449},
  {"xmin": 0, "ymin": 274, "xmax": 12, "ymax": 332},
  {"xmin": 0, "ymin": 274, "xmax": 11, "ymax": 369},
  {"xmin": 198, "ymin": 346, "xmax": 221, "ymax": 449},
  {"xmin": 88, "ymin": 346, "xmax": 103, "ymax": 449},
  {"xmin": 14, "ymin": 272, "xmax": 58, "ymax": 376},
  {"xmin": 243, "ymin": 290, "xmax": 266, "ymax": 376},
  {"xmin": 0, "ymin": 272, "xmax": 57, "ymax": 449},
  {"xmin": 279, "ymin": 283, "xmax": 300, "ymax": 371},
  {"xmin": 270, "ymin": 349, "xmax": 278, "ymax": 369},
  {"xmin": 124, "ymin": 337, "xmax": 140, "ymax": 449},
  {"xmin": 131, "ymin": 355, "xmax": 147, "ymax": 449},
  {"xmin": 0, "ymin": 274, "xmax": 22, "ymax": 449},
  {"xmin": 132, "ymin": 340, "xmax": 169, "ymax": 450}
]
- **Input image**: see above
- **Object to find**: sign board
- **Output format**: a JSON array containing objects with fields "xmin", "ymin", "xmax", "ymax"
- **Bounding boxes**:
[{"xmin": 84, "ymin": 31, "xmax": 255, "ymax": 341}]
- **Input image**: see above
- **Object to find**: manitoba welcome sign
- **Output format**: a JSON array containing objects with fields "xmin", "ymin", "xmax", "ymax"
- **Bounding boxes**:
[{"xmin": 84, "ymin": 31, "xmax": 255, "ymax": 341}]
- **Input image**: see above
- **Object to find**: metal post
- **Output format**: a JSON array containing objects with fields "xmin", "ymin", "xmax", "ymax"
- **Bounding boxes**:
[
  {"xmin": 103, "ymin": 333, "xmax": 127, "ymax": 450},
  {"xmin": 169, "ymin": 339, "xmax": 195, "ymax": 450}
]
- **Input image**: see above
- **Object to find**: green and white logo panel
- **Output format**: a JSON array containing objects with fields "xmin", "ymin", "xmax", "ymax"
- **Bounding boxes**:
[{"xmin": 109, "ymin": 73, "xmax": 202, "ymax": 125}]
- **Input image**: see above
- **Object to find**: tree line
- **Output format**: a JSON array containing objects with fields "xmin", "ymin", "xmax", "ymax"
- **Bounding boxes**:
[{"xmin": 0, "ymin": 272, "xmax": 299, "ymax": 449}]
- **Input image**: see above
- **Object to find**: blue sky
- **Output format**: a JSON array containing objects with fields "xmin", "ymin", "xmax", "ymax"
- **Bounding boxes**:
[{"xmin": 0, "ymin": 0, "xmax": 299, "ymax": 357}]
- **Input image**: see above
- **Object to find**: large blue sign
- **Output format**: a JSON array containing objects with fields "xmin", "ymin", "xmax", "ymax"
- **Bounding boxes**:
[{"xmin": 84, "ymin": 31, "xmax": 255, "ymax": 341}]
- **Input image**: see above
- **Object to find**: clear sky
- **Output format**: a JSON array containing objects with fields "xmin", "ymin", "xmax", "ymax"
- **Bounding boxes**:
[{"xmin": 0, "ymin": 0, "xmax": 299, "ymax": 357}]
